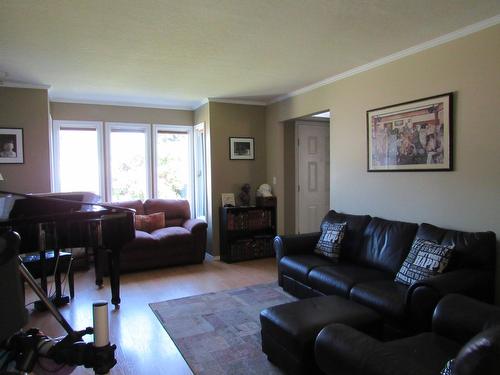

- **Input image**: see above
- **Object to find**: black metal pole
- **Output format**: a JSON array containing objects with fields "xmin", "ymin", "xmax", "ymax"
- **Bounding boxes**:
[{"xmin": 18, "ymin": 259, "xmax": 75, "ymax": 336}]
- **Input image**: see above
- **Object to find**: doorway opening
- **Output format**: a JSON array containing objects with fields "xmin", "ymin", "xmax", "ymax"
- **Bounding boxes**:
[{"xmin": 284, "ymin": 111, "xmax": 330, "ymax": 234}]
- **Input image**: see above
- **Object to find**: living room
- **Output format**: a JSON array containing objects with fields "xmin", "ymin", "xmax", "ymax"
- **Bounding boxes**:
[{"xmin": 1, "ymin": 1, "xmax": 499, "ymax": 374}]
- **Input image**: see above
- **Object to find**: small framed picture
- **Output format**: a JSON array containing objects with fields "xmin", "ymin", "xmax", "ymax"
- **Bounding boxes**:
[
  {"xmin": 367, "ymin": 93, "xmax": 453, "ymax": 172},
  {"xmin": 229, "ymin": 137, "xmax": 255, "ymax": 160},
  {"xmin": 221, "ymin": 193, "xmax": 236, "ymax": 207},
  {"xmin": 0, "ymin": 128, "xmax": 24, "ymax": 164}
]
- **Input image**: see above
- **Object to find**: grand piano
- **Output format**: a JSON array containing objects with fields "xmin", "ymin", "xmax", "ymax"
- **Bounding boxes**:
[{"xmin": 0, "ymin": 190, "xmax": 135, "ymax": 307}]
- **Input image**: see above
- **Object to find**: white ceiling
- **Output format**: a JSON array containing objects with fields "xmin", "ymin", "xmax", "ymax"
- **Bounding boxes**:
[{"xmin": 0, "ymin": 1, "xmax": 499, "ymax": 109}]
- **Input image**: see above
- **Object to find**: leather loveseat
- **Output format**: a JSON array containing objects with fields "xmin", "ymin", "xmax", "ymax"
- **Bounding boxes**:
[
  {"xmin": 315, "ymin": 293, "xmax": 500, "ymax": 375},
  {"xmin": 105, "ymin": 199, "xmax": 207, "ymax": 273},
  {"xmin": 274, "ymin": 210, "xmax": 496, "ymax": 333}
]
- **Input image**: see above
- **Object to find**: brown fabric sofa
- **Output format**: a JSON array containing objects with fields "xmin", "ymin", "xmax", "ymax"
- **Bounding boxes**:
[{"xmin": 105, "ymin": 198, "xmax": 207, "ymax": 273}]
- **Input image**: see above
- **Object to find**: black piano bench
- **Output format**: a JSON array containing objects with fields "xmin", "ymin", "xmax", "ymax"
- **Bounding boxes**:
[{"xmin": 21, "ymin": 251, "xmax": 75, "ymax": 305}]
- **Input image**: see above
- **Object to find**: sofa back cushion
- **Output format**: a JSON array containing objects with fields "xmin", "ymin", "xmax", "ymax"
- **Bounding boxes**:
[
  {"xmin": 415, "ymin": 223, "xmax": 496, "ymax": 271},
  {"xmin": 321, "ymin": 210, "xmax": 371, "ymax": 261},
  {"xmin": 359, "ymin": 217, "xmax": 418, "ymax": 274},
  {"xmin": 144, "ymin": 199, "xmax": 190, "ymax": 227},
  {"xmin": 108, "ymin": 199, "xmax": 144, "ymax": 215}
]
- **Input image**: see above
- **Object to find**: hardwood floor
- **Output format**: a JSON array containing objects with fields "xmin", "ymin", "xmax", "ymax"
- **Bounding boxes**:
[{"xmin": 24, "ymin": 256, "xmax": 278, "ymax": 374}]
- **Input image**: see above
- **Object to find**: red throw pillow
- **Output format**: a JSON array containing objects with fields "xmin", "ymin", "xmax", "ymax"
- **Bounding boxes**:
[{"xmin": 135, "ymin": 212, "xmax": 165, "ymax": 233}]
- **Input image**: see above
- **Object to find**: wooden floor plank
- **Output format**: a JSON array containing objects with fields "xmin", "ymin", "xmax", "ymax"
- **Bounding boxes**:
[{"xmin": 23, "ymin": 257, "xmax": 278, "ymax": 375}]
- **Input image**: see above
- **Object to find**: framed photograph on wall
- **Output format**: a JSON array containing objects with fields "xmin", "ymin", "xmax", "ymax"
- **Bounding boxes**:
[
  {"xmin": 0, "ymin": 128, "xmax": 24, "ymax": 164},
  {"xmin": 367, "ymin": 93, "xmax": 453, "ymax": 172},
  {"xmin": 229, "ymin": 137, "xmax": 254, "ymax": 160}
]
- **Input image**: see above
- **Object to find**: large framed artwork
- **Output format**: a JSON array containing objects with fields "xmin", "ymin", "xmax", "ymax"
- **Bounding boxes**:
[
  {"xmin": 367, "ymin": 93, "xmax": 453, "ymax": 172},
  {"xmin": 0, "ymin": 128, "xmax": 24, "ymax": 164},
  {"xmin": 229, "ymin": 137, "xmax": 255, "ymax": 160}
]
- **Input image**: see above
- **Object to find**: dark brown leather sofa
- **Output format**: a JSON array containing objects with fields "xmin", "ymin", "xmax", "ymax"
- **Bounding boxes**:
[
  {"xmin": 315, "ymin": 294, "xmax": 500, "ymax": 375},
  {"xmin": 274, "ymin": 210, "xmax": 496, "ymax": 334},
  {"xmin": 106, "ymin": 199, "xmax": 207, "ymax": 273}
]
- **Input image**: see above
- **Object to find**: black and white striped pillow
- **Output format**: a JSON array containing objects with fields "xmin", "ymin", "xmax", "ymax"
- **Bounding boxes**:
[
  {"xmin": 440, "ymin": 359, "xmax": 454, "ymax": 375},
  {"xmin": 395, "ymin": 238, "xmax": 454, "ymax": 285},
  {"xmin": 314, "ymin": 222, "xmax": 347, "ymax": 261}
]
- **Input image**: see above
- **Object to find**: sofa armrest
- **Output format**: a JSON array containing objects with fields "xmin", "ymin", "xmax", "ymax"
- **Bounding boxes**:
[
  {"xmin": 432, "ymin": 294, "xmax": 500, "ymax": 344},
  {"xmin": 182, "ymin": 218, "xmax": 208, "ymax": 233},
  {"xmin": 407, "ymin": 269, "xmax": 494, "ymax": 332},
  {"xmin": 315, "ymin": 324, "xmax": 426, "ymax": 375},
  {"xmin": 273, "ymin": 232, "xmax": 321, "ymax": 262}
]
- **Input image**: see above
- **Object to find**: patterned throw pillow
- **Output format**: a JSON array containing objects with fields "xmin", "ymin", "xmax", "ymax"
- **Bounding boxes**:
[
  {"xmin": 314, "ymin": 222, "xmax": 347, "ymax": 261},
  {"xmin": 135, "ymin": 212, "xmax": 165, "ymax": 233},
  {"xmin": 395, "ymin": 238, "xmax": 454, "ymax": 286},
  {"xmin": 441, "ymin": 359, "xmax": 454, "ymax": 375}
]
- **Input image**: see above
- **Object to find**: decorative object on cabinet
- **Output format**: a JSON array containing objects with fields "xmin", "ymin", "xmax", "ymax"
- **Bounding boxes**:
[
  {"xmin": 221, "ymin": 193, "xmax": 236, "ymax": 207},
  {"xmin": 238, "ymin": 183, "xmax": 251, "ymax": 206}
]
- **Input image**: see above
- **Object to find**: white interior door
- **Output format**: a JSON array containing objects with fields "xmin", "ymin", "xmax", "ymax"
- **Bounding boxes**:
[{"xmin": 296, "ymin": 121, "xmax": 330, "ymax": 234}]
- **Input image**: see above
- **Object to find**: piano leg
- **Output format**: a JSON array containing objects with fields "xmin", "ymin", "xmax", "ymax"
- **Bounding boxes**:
[
  {"xmin": 52, "ymin": 248, "xmax": 70, "ymax": 307},
  {"xmin": 40, "ymin": 250, "xmax": 48, "ymax": 293},
  {"xmin": 94, "ymin": 246, "xmax": 104, "ymax": 288},
  {"xmin": 107, "ymin": 247, "xmax": 121, "ymax": 308},
  {"xmin": 54, "ymin": 248, "xmax": 62, "ymax": 298}
]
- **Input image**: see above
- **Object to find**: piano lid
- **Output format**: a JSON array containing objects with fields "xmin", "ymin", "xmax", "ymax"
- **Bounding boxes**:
[{"xmin": 0, "ymin": 190, "xmax": 132, "ymax": 222}]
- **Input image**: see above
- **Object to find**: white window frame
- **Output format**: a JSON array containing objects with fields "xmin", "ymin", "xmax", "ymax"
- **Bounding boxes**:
[
  {"xmin": 52, "ymin": 120, "xmax": 105, "ymax": 198},
  {"xmin": 51, "ymin": 121, "xmax": 201, "ymax": 208},
  {"xmin": 193, "ymin": 122, "xmax": 207, "ymax": 219},
  {"xmin": 152, "ymin": 124, "xmax": 194, "ymax": 212},
  {"xmin": 105, "ymin": 122, "xmax": 152, "ymax": 202}
]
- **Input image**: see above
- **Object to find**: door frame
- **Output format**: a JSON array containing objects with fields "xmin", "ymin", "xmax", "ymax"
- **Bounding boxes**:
[{"xmin": 294, "ymin": 120, "xmax": 330, "ymax": 234}]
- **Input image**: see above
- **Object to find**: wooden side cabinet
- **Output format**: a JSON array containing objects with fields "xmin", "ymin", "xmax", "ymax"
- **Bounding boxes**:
[{"xmin": 219, "ymin": 205, "xmax": 277, "ymax": 263}]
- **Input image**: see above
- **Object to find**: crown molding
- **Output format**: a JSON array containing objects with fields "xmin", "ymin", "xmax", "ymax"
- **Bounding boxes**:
[
  {"xmin": 193, "ymin": 98, "xmax": 209, "ymax": 111},
  {"xmin": 49, "ymin": 97, "xmax": 196, "ymax": 111},
  {"xmin": 269, "ymin": 14, "xmax": 500, "ymax": 105},
  {"xmin": 0, "ymin": 81, "xmax": 51, "ymax": 90},
  {"xmin": 208, "ymin": 98, "xmax": 267, "ymax": 106}
]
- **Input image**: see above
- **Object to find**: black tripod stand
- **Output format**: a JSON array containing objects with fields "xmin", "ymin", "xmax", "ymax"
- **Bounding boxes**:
[{"xmin": 0, "ymin": 230, "xmax": 117, "ymax": 374}]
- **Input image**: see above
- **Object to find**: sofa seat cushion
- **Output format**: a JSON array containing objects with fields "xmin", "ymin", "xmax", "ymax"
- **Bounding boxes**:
[
  {"xmin": 279, "ymin": 255, "xmax": 332, "ymax": 284},
  {"xmin": 308, "ymin": 263, "xmax": 393, "ymax": 297},
  {"xmin": 122, "ymin": 230, "xmax": 158, "ymax": 252},
  {"xmin": 350, "ymin": 280, "xmax": 409, "ymax": 320},
  {"xmin": 386, "ymin": 332, "xmax": 460, "ymax": 372},
  {"xmin": 151, "ymin": 226, "xmax": 191, "ymax": 241}
]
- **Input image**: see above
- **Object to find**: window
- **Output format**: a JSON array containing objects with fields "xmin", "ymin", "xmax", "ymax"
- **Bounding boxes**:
[
  {"xmin": 106, "ymin": 123, "xmax": 151, "ymax": 202},
  {"xmin": 153, "ymin": 125, "xmax": 193, "ymax": 202},
  {"xmin": 52, "ymin": 121, "xmax": 205, "ymax": 209},
  {"xmin": 52, "ymin": 121, "xmax": 104, "ymax": 197}
]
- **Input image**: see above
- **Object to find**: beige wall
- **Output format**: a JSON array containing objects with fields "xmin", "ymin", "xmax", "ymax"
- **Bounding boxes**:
[
  {"xmin": 50, "ymin": 102, "xmax": 193, "ymax": 125},
  {"xmin": 209, "ymin": 102, "xmax": 267, "ymax": 254},
  {"xmin": 266, "ymin": 25, "xmax": 500, "ymax": 300},
  {"xmin": 0, "ymin": 87, "xmax": 51, "ymax": 193}
]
